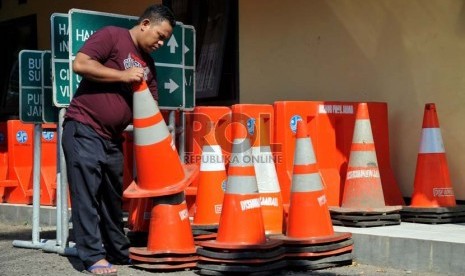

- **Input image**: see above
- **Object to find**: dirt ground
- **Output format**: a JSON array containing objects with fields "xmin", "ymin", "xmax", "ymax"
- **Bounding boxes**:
[{"xmin": 0, "ymin": 222, "xmax": 456, "ymax": 276}]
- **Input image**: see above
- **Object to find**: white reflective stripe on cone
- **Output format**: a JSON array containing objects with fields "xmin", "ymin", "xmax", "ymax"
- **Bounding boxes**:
[
  {"xmin": 225, "ymin": 175, "xmax": 259, "ymax": 194},
  {"xmin": 252, "ymin": 146, "xmax": 280, "ymax": 193},
  {"xmin": 352, "ymin": 119, "xmax": 374, "ymax": 143},
  {"xmin": 291, "ymin": 173, "xmax": 324, "ymax": 192},
  {"xmin": 134, "ymin": 122, "xmax": 170, "ymax": 146},
  {"xmin": 200, "ymin": 145, "xmax": 225, "ymax": 171},
  {"xmin": 229, "ymin": 141, "xmax": 253, "ymax": 165},
  {"xmin": 133, "ymin": 89, "xmax": 159, "ymax": 119},
  {"xmin": 419, "ymin": 128, "xmax": 445, "ymax": 153},
  {"xmin": 294, "ymin": 137, "xmax": 316, "ymax": 165},
  {"xmin": 347, "ymin": 151, "xmax": 378, "ymax": 167}
]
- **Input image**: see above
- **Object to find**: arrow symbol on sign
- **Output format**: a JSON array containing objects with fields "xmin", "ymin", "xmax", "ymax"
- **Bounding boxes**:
[
  {"xmin": 167, "ymin": 35, "xmax": 178, "ymax": 54},
  {"xmin": 164, "ymin": 79, "xmax": 179, "ymax": 93},
  {"xmin": 184, "ymin": 45, "xmax": 190, "ymax": 54}
]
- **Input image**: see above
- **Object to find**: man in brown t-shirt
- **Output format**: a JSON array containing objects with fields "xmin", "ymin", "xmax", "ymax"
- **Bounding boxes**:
[{"xmin": 62, "ymin": 5, "xmax": 175, "ymax": 275}]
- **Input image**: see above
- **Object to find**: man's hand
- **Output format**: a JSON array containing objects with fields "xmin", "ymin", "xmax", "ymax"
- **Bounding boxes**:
[{"xmin": 122, "ymin": 67, "xmax": 145, "ymax": 83}]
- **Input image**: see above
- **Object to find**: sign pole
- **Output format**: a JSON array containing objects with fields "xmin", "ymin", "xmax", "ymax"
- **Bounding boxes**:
[
  {"xmin": 40, "ymin": 13, "xmax": 78, "ymax": 256},
  {"xmin": 31, "ymin": 123, "xmax": 42, "ymax": 244},
  {"xmin": 13, "ymin": 50, "xmax": 55, "ymax": 250}
]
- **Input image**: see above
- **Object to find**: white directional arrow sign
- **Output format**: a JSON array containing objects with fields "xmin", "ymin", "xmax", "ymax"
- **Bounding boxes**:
[
  {"xmin": 152, "ymin": 22, "xmax": 195, "ymax": 110},
  {"xmin": 164, "ymin": 78, "xmax": 179, "ymax": 93},
  {"xmin": 167, "ymin": 35, "xmax": 178, "ymax": 54}
]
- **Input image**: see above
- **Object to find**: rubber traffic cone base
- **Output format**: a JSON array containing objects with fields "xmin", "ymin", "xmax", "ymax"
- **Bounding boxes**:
[
  {"xmin": 400, "ymin": 205, "xmax": 465, "ymax": 224},
  {"xmin": 286, "ymin": 245, "xmax": 353, "ymax": 258},
  {"xmin": 129, "ymin": 253, "xmax": 198, "ymax": 263},
  {"xmin": 194, "ymin": 233, "xmax": 218, "ymax": 244},
  {"xmin": 331, "ymin": 212, "xmax": 401, "ymax": 227},
  {"xmin": 191, "ymin": 224, "xmax": 219, "ymax": 231},
  {"xmin": 197, "ymin": 259, "xmax": 287, "ymax": 274},
  {"xmin": 124, "ymin": 164, "xmax": 199, "ymax": 198},
  {"xmin": 197, "ymin": 238, "xmax": 282, "ymax": 250},
  {"xmin": 332, "ymin": 219, "xmax": 400, "ymax": 227},
  {"xmin": 199, "ymin": 254, "xmax": 283, "ymax": 264},
  {"xmin": 197, "ymin": 246, "xmax": 285, "ymax": 260},
  {"xmin": 329, "ymin": 206, "xmax": 402, "ymax": 227},
  {"xmin": 401, "ymin": 205, "xmax": 465, "ymax": 213},
  {"xmin": 286, "ymin": 252, "xmax": 353, "ymax": 270},
  {"xmin": 329, "ymin": 205, "xmax": 402, "ymax": 214},
  {"xmin": 271, "ymin": 232, "xmax": 352, "ymax": 245},
  {"xmin": 284, "ymin": 237, "xmax": 353, "ymax": 254},
  {"xmin": 132, "ymin": 262, "xmax": 198, "ymax": 271},
  {"xmin": 130, "ymin": 246, "xmax": 197, "ymax": 256},
  {"xmin": 191, "ymin": 224, "xmax": 218, "ymax": 242}
]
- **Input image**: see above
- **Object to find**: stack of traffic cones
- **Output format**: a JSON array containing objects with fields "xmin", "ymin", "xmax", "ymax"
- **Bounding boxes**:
[
  {"xmin": 126, "ymin": 198, "xmax": 152, "ymax": 247},
  {"xmin": 123, "ymin": 80, "xmax": 199, "ymax": 271},
  {"xmin": 195, "ymin": 121, "xmax": 286, "ymax": 275},
  {"xmin": 330, "ymin": 103, "xmax": 402, "ymax": 227},
  {"xmin": 129, "ymin": 193, "xmax": 198, "ymax": 270},
  {"xmin": 251, "ymin": 116, "xmax": 283, "ymax": 235},
  {"xmin": 273, "ymin": 120, "xmax": 353, "ymax": 270},
  {"xmin": 191, "ymin": 122, "xmax": 226, "ymax": 242},
  {"xmin": 401, "ymin": 103, "xmax": 465, "ymax": 224}
]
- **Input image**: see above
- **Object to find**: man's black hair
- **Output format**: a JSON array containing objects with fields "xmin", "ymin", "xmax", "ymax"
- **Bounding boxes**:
[{"xmin": 138, "ymin": 4, "xmax": 176, "ymax": 28}]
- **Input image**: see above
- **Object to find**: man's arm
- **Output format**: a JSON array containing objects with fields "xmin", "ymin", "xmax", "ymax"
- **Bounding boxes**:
[{"xmin": 73, "ymin": 52, "xmax": 144, "ymax": 83}]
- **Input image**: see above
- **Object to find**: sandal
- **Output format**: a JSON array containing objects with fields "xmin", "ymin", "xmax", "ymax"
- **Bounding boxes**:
[{"xmin": 84, "ymin": 262, "xmax": 117, "ymax": 275}]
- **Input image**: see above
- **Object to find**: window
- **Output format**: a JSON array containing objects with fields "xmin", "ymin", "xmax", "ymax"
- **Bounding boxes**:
[
  {"xmin": 0, "ymin": 14, "xmax": 37, "ymax": 119},
  {"xmin": 163, "ymin": 0, "xmax": 239, "ymax": 105}
]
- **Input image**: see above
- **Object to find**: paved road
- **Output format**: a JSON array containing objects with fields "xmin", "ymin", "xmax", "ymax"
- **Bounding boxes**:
[{"xmin": 0, "ymin": 222, "xmax": 456, "ymax": 276}]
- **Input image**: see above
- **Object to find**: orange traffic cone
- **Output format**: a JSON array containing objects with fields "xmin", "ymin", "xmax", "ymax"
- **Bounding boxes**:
[
  {"xmin": 401, "ymin": 103, "xmax": 465, "ymax": 224},
  {"xmin": 123, "ymin": 81, "xmax": 198, "ymax": 198},
  {"xmin": 286, "ymin": 120, "xmax": 333, "ymax": 238},
  {"xmin": 251, "ymin": 116, "xmax": 283, "ymax": 235},
  {"xmin": 330, "ymin": 103, "xmax": 401, "ymax": 227},
  {"xmin": 411, "ymin": 103, "xmax": 455, "ymax": 207},
  {"xmin": 215, "ymin": 122, "xmax": 265, "ymax": 245},
  {"xmin": 127, "ymin": 198, "xmax": 152, "ymax": 232},
  {"xmin": 272, "ymin": 120, "xmax": 353, "ymax": 269},
  {"xmin": 191, "ymin": 123, "xmax": 226, "ymax": 240},
  {"xmin": 129, "ymin": 192, "xmax": 197, "ymax": 270},
  {"xmin": 195, "ymin": 122, "xmax": 285, "ymax": 275},
  {"xmin": 126, "ymin": 198, "xmax": 152, "ymax": 247},
  {"xmin": 193, "ymin": 123, "xmax": 226, "ymax": 226}
]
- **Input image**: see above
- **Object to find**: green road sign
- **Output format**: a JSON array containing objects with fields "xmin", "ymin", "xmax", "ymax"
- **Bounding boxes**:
[
  {"xmin": 69, "ymin": 9, "xmax": 137, "ymax": 55},
  {"xmin": 69, "ymin": 9, "xmax": 137, "ymax": 99},
  {"xmin": 51, "ymin": 13, "xmax": 72, "ymax": 107},
  {"xmin": 19, "ymin": 50, "xmax": 44, "ymax": 123},
  {"xmin": 183, "ymin": 26, "xmax": 195, "ymax": 109},
  {"xmin": 68, "ymin": 9, "xmax": 195, "ymax": 110},
  {"xmin": 184, "ymin": 25, "xmax": 195, "ymax": 67},
  {"xmin": 42, "ymin": 51, "xmax": 59, "ymax": 123},
  {"xmin": 152, "ymin": 24, "xmax": 183, "ymax": 65},
  {"xmin": 153, "ymin": 23, "xmax": 196, "ymax": 110}
]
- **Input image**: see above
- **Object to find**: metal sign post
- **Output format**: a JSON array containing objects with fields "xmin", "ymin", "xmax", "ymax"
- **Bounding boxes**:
[
  {"xmin": 13, "ymin": 50, "xmax": 49, "ymax": 250},
  {"xmin": 41, "ymin": 13, "xmax": 77, "ymax": 256}
]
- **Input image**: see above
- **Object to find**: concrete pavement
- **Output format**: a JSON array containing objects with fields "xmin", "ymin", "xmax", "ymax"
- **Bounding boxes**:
[{"xmin": 0, "ymin": 203, "xmax": 463, "ymax": 275}]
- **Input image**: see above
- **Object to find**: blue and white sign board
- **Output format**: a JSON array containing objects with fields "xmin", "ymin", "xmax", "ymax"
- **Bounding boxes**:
[
  {"xmin": 68, "ymin": 9, "xmax": 195, "ymax": 110},
  {"xmin": 19, "ymin": 50, "xmax": 44, "ymax": 123}
]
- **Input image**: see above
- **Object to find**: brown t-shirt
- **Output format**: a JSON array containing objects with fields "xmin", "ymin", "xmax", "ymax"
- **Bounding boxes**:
[{"xmin": 65, "ymin": 26, "xmax": 158, "ymax": 141}]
